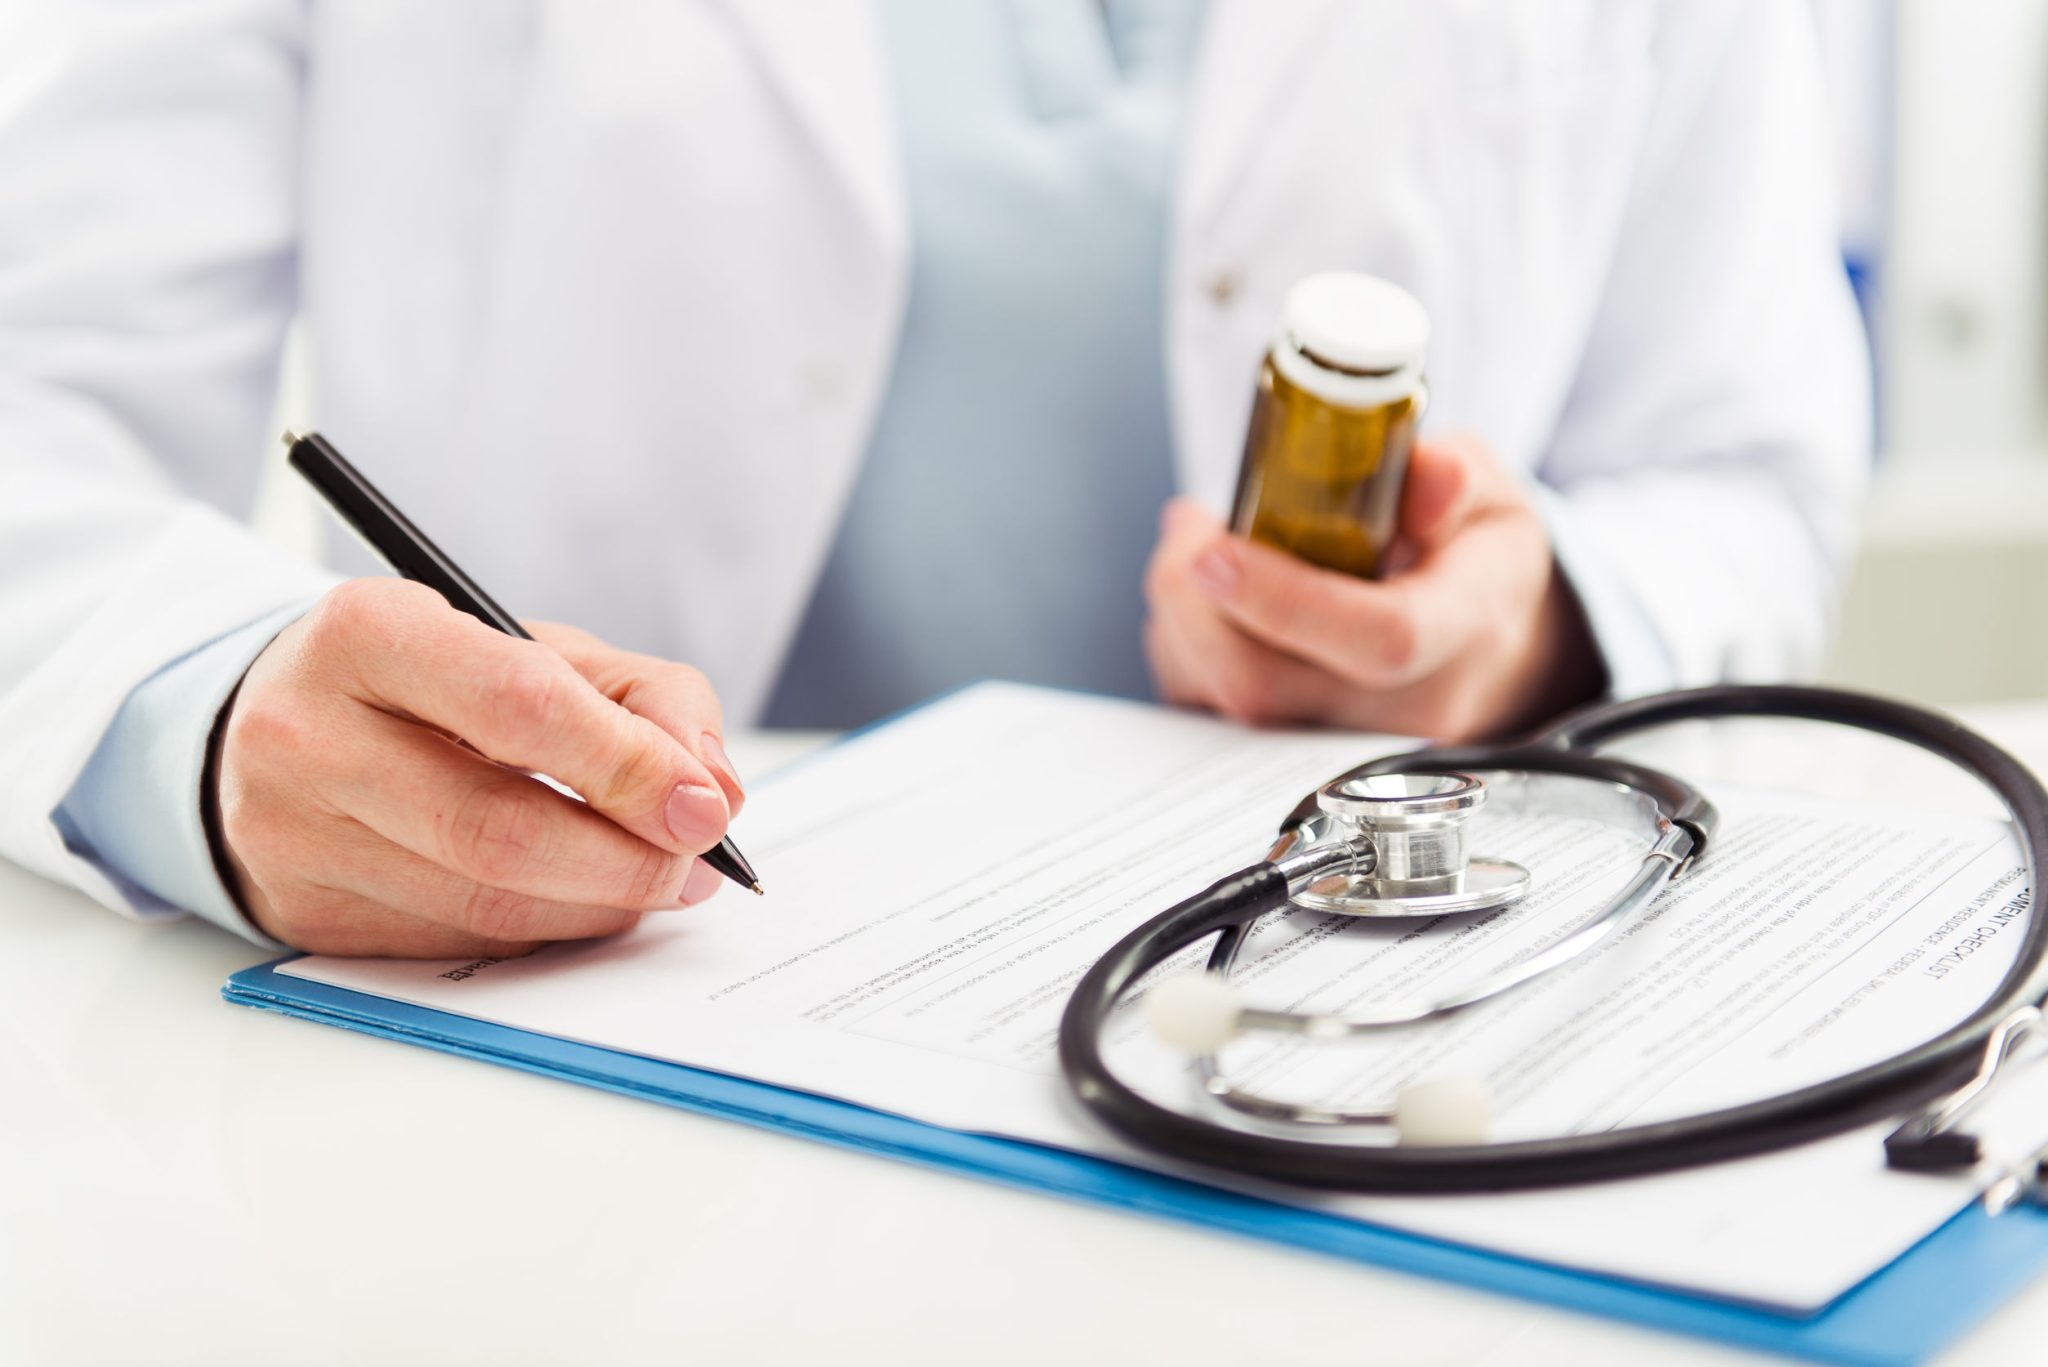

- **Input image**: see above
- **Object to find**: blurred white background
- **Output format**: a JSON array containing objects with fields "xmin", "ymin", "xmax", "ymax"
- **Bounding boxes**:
[
  {"xmin": 251, "ymin": 0, "xmax": 2048, "ymax": 710},
  {"xmin": 1816, "ymin": 0, "xmax": 2048, "ymax": 703}
]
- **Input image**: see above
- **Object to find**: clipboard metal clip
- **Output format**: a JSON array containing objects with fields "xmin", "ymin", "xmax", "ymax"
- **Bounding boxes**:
[
  {"xmin": 1884, "ymin": 1005, "xmax": 2048, "ymax": 1214},
  {"xmin": 1980, "ymin": 1144, "xmax": 2048, "ymax": 1217}
]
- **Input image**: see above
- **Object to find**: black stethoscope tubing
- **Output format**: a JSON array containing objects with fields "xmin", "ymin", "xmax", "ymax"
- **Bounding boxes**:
[{"xmin": 1057, "ymin": 685, "xmax": 2048, "ymax": 1192}]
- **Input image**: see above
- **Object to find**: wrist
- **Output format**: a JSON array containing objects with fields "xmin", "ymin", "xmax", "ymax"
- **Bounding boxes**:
[
  {"xmin": 1502, "ymin": 560, "xmax": 1606, "ymax": 736},
  {"xmin": 199, "ymin": 677, "xmax": 262, "ymax": 925}
]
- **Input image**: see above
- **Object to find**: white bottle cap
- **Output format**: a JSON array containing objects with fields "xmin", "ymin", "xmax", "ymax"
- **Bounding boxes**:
[{"xmin": 1273, "ymin": 272, "xmax": 1429, "ymax": 411}]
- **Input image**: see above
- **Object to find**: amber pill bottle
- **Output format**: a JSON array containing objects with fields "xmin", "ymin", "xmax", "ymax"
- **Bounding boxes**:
[{"xmin": 1229, "ymin": 273, "xmax": 1429, "ymax": 579}]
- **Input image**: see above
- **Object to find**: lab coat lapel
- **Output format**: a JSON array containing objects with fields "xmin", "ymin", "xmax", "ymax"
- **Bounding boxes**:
[
  {"xmin": 1170, "ymin": 0, "xmax": 1343, "ymax": 506},
  {"xmin": 613, "ymin": 0, "xmax": 903, "ymax": 720},
  {"xmin": 709, "ymin": 0, "xmax": 907, "ymax": 262},
  {"xmin": 1180, "ymin": 0, "xmax": 1343, "ymax": 230}
]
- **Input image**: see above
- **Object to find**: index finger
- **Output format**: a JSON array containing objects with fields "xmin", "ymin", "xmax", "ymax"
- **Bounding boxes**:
[
  {"xmin": 528, "ymin": 621, "xmax": 744, "ymax": 817},
  {"xmin": 312, "ymin": 585, "xmax": 731, "ymax": 857}
]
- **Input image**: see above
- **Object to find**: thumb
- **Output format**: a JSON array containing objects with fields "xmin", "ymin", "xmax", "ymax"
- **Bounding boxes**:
[
  {"xmin": 1398, "ymin": 438, "xmax": 1476, "ymax": 553},
  {"xmin": 1160, "ymin": 495, "xmax": 1223, "ymax": 542}
]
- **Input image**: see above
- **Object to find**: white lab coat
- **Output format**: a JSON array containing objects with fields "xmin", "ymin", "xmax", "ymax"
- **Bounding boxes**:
[{"xmin": 0, "ymin": 0, "xmax": 1867, "ymax": 921}]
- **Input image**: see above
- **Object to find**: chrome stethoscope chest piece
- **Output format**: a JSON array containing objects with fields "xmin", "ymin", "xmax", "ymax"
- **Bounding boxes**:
[{"xmin": 1289, "ymin": 771, "xmax": 1532, "ymax": 917}]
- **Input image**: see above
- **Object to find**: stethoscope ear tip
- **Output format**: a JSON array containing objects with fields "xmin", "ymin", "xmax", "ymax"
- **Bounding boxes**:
[
  {"xmin": 1146, "ymin": 973, "xmax": 1245, "ymax": 1056},
  {"xmin": 1394, "ymin": 1074, "xmax": 1492, "ymax": 1147}
]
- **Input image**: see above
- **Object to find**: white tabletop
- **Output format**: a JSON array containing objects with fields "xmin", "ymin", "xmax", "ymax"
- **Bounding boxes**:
[{"xmin": 10, "ymin": 709, "xmax": 2048, "ymax": 1367}]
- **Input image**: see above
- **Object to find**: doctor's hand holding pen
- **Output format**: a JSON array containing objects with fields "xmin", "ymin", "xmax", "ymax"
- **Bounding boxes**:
[
  {"xmin": 210, "ymin": 578, "xmax": 745, "ymax": 957},
  {"xmin": 1143, "ymin": 433, "xmax": 1603, "ymax": 742}
]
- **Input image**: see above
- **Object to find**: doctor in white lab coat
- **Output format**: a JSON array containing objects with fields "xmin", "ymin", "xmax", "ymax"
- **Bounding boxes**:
[{"xmin": 0, "ymin": 1, "xmax": 1867, "ymax": 956}]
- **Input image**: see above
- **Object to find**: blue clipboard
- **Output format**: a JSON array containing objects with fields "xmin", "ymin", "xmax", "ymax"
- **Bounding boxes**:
[{"xmin": 224, "ymin": 957, "xmax": 2048, "ymax": 1366}]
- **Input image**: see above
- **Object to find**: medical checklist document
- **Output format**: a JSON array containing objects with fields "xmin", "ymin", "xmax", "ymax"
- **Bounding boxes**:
[{"xmin": 258, "ymin": 684, "xmax": 2048, "ymax": 1314}]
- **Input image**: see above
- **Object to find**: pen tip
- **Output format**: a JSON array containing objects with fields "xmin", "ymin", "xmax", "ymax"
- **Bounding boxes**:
[
  {"xmin": 750, "ymin": 882, "xmax": 765, "ymax": 896},
  {"xmin": 280, "ymin": 429, "xmax": 301, "ymax": 448}
]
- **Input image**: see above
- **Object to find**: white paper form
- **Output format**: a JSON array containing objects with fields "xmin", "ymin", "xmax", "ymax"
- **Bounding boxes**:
[{"xmin": 285, "ymin": 683, "xmax": 2045, "ymax": 1310}]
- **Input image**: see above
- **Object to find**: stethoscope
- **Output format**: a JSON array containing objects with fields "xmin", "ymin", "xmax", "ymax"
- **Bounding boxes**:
[{"xmin": 1057, "ymin": 685, "xmax": 2048, "ymax": 1204}]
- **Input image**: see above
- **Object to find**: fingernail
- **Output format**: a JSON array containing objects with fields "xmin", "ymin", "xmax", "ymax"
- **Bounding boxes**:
[
  {"xmin": 700, "ymin": 731, "xmax": 743, "ymax": 793},
  {"xmin": 663, "ymin": 782, "xmax": 726, "ymax": 850},
  {"xmin": 1192, "ymin": 545, "xmax": 1240, "ymax": 598},
  {"xmin": 680, "ymin": 858, "xmax": 722, "ymax": 906}
]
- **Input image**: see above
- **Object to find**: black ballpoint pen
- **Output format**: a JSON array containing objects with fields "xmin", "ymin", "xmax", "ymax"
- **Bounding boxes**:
[{"xmin": 283, "ymin": 429, "xmax": 763, "ymax": 897}]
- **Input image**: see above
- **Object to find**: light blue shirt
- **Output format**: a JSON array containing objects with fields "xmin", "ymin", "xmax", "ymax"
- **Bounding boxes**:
[
  {"xmin": 54, "ymin": 1, "xmax": 1672, "ymax": 943},
  {"xmin": 55, "ymin": 606, "xmax": 303, "ymax": 945},
  {"xmin": 762, "ymin": 0, "xmax": 1201, "ymax": 727}
]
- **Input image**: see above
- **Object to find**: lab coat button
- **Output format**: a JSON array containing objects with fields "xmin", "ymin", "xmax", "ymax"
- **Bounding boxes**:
[
  {"xmin": 1206, "ymin": 268, "xmax": 1242, "ymax": 308},
  {"xmin": 798, "ymin": 358, "xmax": 846, "ymax": 410}
]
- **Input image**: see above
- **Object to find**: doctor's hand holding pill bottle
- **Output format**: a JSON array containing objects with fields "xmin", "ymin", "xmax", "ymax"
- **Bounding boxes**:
[
  {"xmin": 1144, "ymin": 274, "xmax": 1602, "ymax": 741},
  {"xmin": 210, "ymin": 579, "xmax": 745, "ymax": 957}
]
